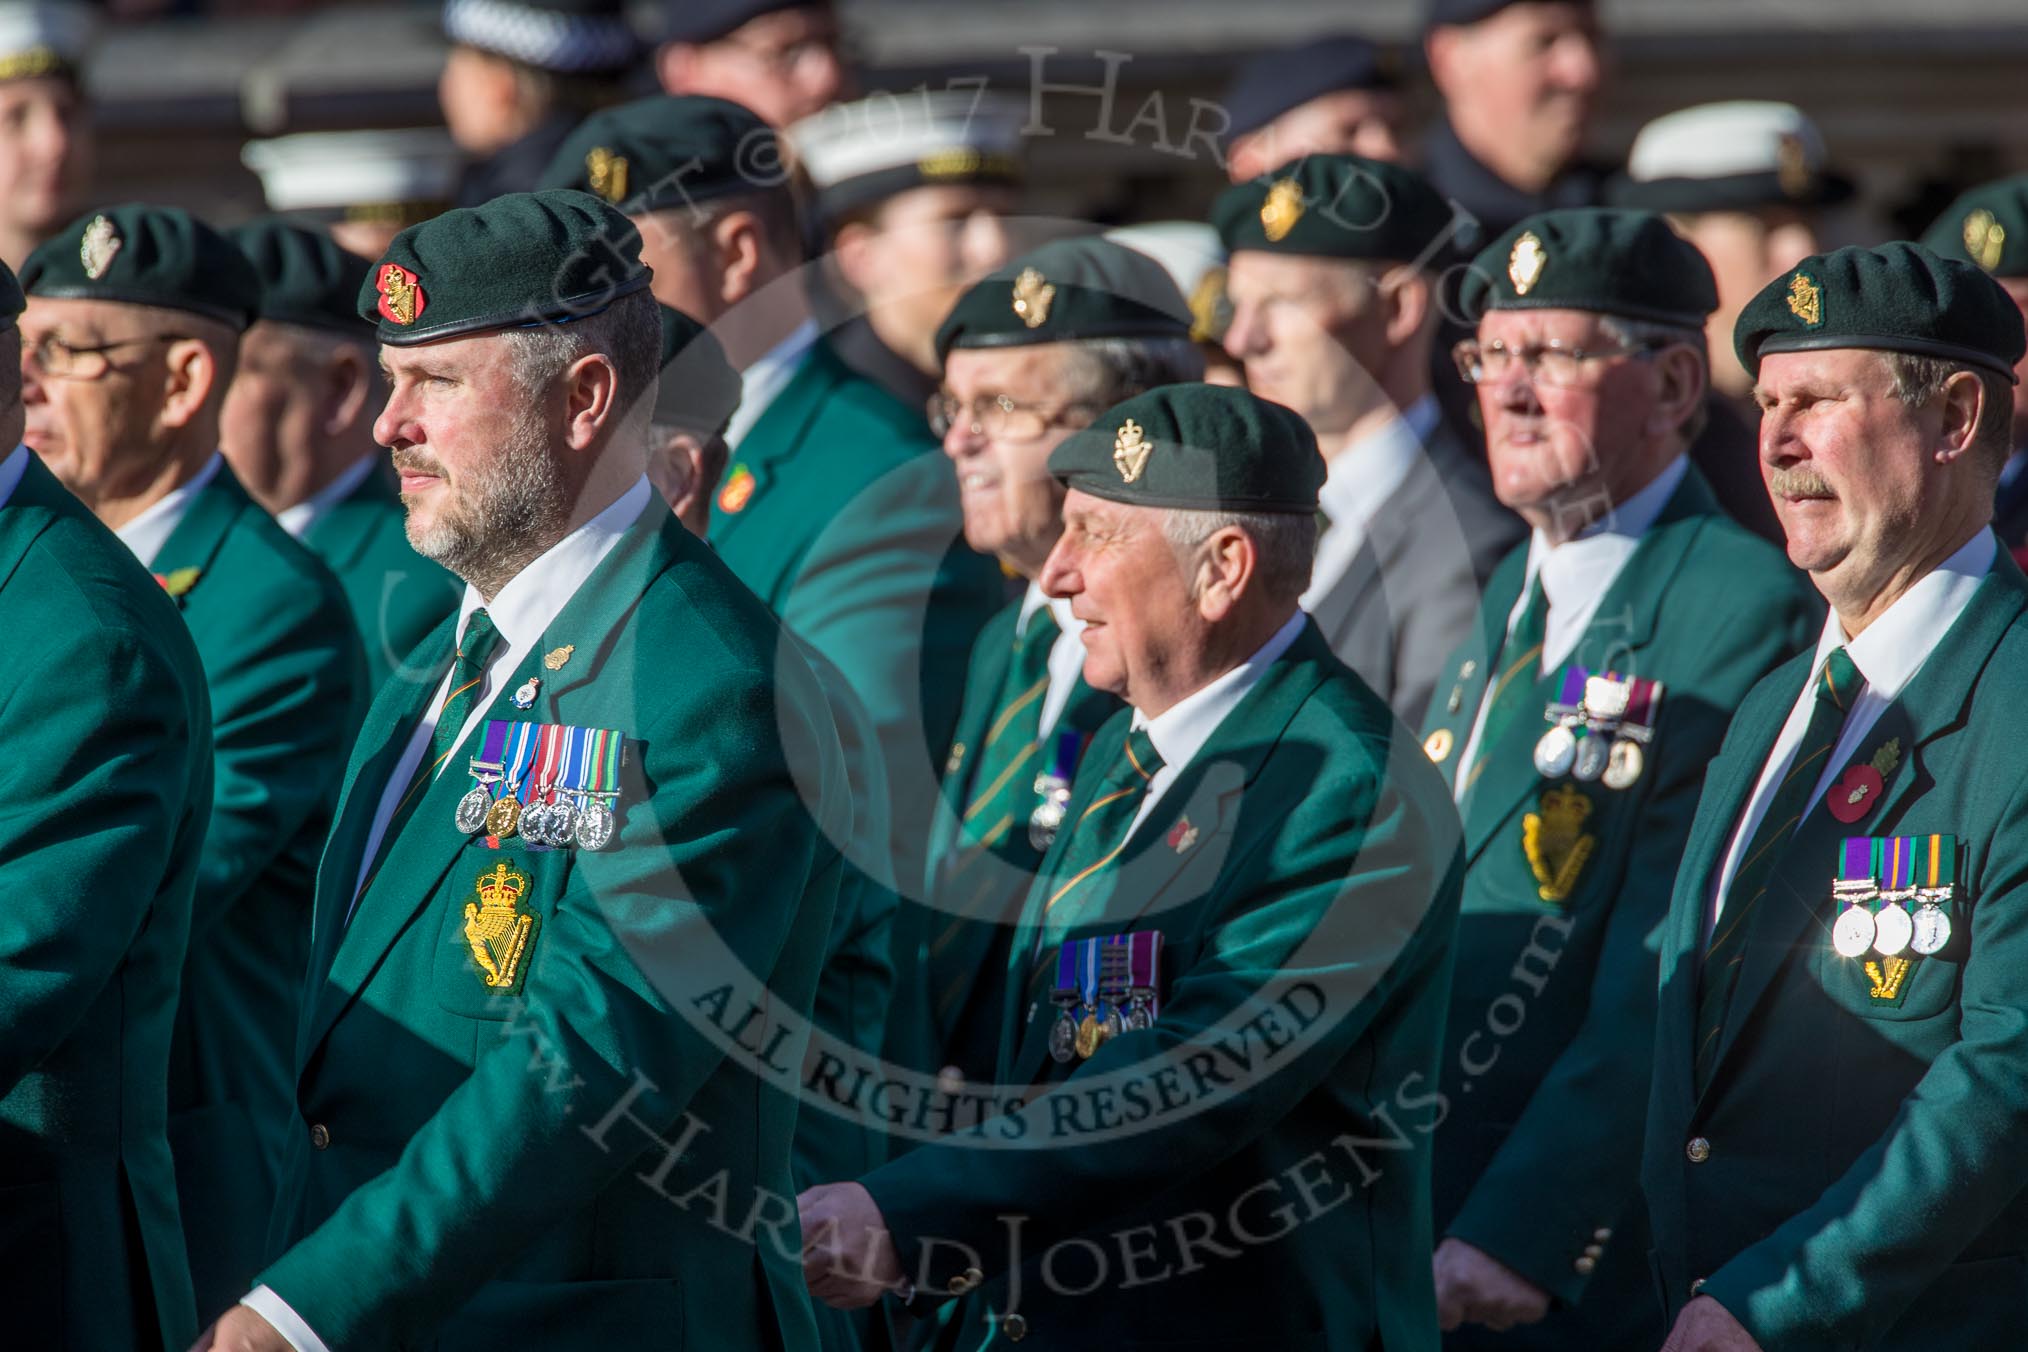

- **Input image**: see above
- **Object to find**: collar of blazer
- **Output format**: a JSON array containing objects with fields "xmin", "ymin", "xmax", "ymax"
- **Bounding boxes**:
[
  {"xmin": 706, "ymin": 340, "xmax": 842, "ymax": 547},
  {"xmin": 150, "ymin": 456, "xmax": 257, "ymax": 594}
]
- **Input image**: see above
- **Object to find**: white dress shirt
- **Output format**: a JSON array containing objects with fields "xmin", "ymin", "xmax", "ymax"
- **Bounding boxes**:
[
  {"xmin": 1706, "ymin": 527, "xmax": 1996, "ymax": 934},
  {"xmin": 1017, "ymin": 580, "xmax": 1091, "ymax": 737},
  {"xmin": 275, "ymin": 455, "xmax": 377, "ymax": 539},
  {"xmin": 113, "ymin": 451, "xmax": 222, "ymax": 568},
  {"xmin": 0, "ymin": 444, "xmax": 28, "ymax": 510},
  {"xmin": 247, "ymin": 476, "xmax": 655, "ymax": 1352},
  {"xmin": 1131, "ymin": 609, "xmax": 1307, "ymax": 834},
  {"xmin": 1299, "ymin": 395, "xmax": 1438, "ymax": 611},
  {"xmin": 1452, "ymin": 455, "xmax": 1687, "ymax": 796},
  {"xmin": 723, "ymin": 318, "xmax": 818, "ymax": 450}
]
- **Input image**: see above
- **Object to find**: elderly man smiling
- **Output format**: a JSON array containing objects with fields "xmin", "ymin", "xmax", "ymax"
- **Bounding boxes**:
[
  {"xmin": 1643, "ymin": 243, "xmax": 2028, "ymax": 1352},
  {"xmin": 800, "ymin": 383, "xmax": 1463, "ymax": 1351}
]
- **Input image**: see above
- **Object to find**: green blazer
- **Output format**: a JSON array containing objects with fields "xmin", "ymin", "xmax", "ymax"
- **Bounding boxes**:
[
  {"xmin": 155, "ymin": 461, "xmax": 366, "ymax": 1322},
  {"xmin": 1416, "ymin": 467, "xmax": 1817, "ymax": 1347},
  {"xmin": 260, "ymin": 499, "xmax": 849, "ymax": 1352},
  {"xmin": 707, "ymin": 339, "xmax": 1006, "ymax": 891},
  {"xmin": 1644, "ymin": 548, "xmax": 2028, "ymax": 1351},
  {"xmin": 0, "ymin": 455, "xmax": 213, "ymax": 1349},
  {"xmin": 300, "ymin": 464, "xmax": 460, "ymax": 693},
  {"xmin": 863, "ymin": 620, "xmax": 1464, "ymax": 1352}
]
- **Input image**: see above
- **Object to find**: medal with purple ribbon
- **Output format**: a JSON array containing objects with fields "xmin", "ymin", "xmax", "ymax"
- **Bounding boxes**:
[
  {"xmin": 1831, "ymin": 836, "xmax": 1879, "ymax": 958},
  {"xmin": 456, "ymin": 720, "xmax": 511, "ymax": 835}
]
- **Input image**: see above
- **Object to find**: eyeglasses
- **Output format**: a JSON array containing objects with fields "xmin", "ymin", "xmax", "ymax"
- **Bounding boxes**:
[
  {"xmin": 927, "ymin": 392, "xmax": 1093, "ymax": 443},
  {"xmin": 24, "ymin": 331, "xmax": 183, "ymax": 381},
  {"xmin": 1451, "ymin": 336, "xmax": 1667, "ymax": 388},
  {"xmin": 716, "ymin": 31, "xmax": 843, "ymax": 76}
]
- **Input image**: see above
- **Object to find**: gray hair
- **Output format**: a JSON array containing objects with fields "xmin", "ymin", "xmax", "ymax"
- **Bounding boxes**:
[
  {"xmin": 1161, "ymin": 507, "xmax": 1317, "ymax": 603},
  {"xmin": 1054, "ymin": 337, "xmax": 1207, "ymax": 414},
  {"xmin": 498, "ymin": 289, "xmax": 661, "ymax": 415},
  {"xmin": 1886, "ymin": 352, "xmax": 2012, "ymax": 468},
  {"xmin": 1599, "ymin": 313, "xmax": 1709, "ymax": 446}
]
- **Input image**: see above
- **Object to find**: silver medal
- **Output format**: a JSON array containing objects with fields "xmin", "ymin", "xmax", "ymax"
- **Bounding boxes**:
[
  {"xmin": 1911, "ymin": 904, "xmax": 1952, "ymax": 956},
  {"xmin": 519, "ymin": 800, "xmax": 554, "ymax": 846},
  {"xmin": 1872, "ymin": 902, "xmax": 1914, "ymax": 957},
  {"xmin": 1602, "ymin": 739, "xmax": 1644, "ymax": 791},
  {"xmin": 1049, "ymin": 1012, "xmax": 1076, "ymax": 1063},
  {"xmin": 1832, "ymin": 904, "xmax": 1878, "ymax": 958},
  {"xmin": 574, "ymin": 798, "xmax": 616, "ymax": 851},
  {"xmin": 1573, "ymin": 733, "xmax": 1609, "ymax": 782},
  {"xmin": 1125, "ymin": 998, "xmax": 1153, "ymax": 1031},
  {"xmin": 454, "ymin": 786, "xmax": 491, "ymax": 835},
  {"xmin": 1534, "ymin": 724, "xmax": 1578, "ymax": 778}
]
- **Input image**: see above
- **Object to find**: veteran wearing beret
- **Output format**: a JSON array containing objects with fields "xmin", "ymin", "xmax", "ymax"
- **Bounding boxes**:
[
  {"xmin": 1417, "ymin": 208, "xmax": 1818, "ymax": 1349},
  {"xmin": 907, "ymin": 235, "xmax": 1200, "ymax": 1095},
  {"xmin": 0, "ymin": 254, "xmax": 215, "ymax": 1347},
  {"xmin": 651, "ymin": 0, "xmax": 846, "ymax": 129},
  {"xmin": 1921, "ymin": 174, "xmax": 2028, "ymax": 558},
  {"xmin": 1219, "ymin": 33, "xmax": 1407, "ymax": 181},
  {"xmin": 17, "ymin": 204, "xmax": 369, "ymax": 1323},
  {"xmin": 1215, "ymin": 154, "xmax": 1521, "ymax": 727},
  {"xmin": 199, "ymin": 190, "xmax": 851, "ymax": 1352},
  {"xmin": 220, "ymin": 219, "xmax": 459, "ymax": 694},
  {"xmin": 1643, "ymin": 244, "xmax": 2028, "ymax": 1352},
  {"xmin": 801, "ymin": 383, "xmax": 1463, "ymax": 1352},
  {"xmin": 541, "ymin": 95, "xmax": 1003, "ymax": 893}
]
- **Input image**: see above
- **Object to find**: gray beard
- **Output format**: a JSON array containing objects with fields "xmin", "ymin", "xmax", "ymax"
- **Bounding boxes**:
[{"xmin": 407, "ymin": 413, "xmax": 571, "ymax": 598}]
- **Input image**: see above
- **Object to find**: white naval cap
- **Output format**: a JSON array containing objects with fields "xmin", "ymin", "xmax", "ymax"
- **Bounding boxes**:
[
  {"xmin": 1105, "ymin": 221, "xmax": 1230, "ymax": 343},
  {"xmin": 241, "ymin": 128, "xmax": 463, "ymax": 225},
  {"xmin": 0, "ymin": 2, "xmax": 92, "ymax": 82},
  {"xmin": 789, "ymin": 89, "xmax": 1026, "ymax": 226},
  {"xmin": 1612, "ymin": 101, "xmax": 1853, "ymax": 214}
]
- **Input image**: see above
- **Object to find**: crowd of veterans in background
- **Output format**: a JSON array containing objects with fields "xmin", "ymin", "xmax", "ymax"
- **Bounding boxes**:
[{"xmin": 5, "ymin": 0, "xmax": 2028, "ymax": 1348}]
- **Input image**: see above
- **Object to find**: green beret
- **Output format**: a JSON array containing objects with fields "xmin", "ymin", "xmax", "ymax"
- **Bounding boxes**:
[
  {"xmin": 22, "ymin": 203, "xmax": 260, "ymax": 329},
  {"xmin": 1212, "ymin": 154, "xmax": 1470, "ymax": 266},
  {"xmin": 935, "ymin": 235, "xmax": 1191, "ymax": 363},
  {"xmin": 1047, "ymin": 382, "xmax": 1323, "ymax": 515},
  {"xmin": 1460, "ymin": 208, "xmax": 1717, "ymax": 328},
  {"xmin": 1920, "ymin": 174, "xmax": 2028, "ymax": 279},
  {"xmin": 357, "ymin": 189, "xmax": 650, "ymax": 346},
  {"xmin": 0, "ymin": 257, "xmax": 23, "ymax": 322},
  {"xmin": 228, "ymin": 218, "xmax": 371, "ymax": 335},
  {"xmin": 537, "ymin": 95, "xmax": 782, "ymax": 216},
  {"xmin": 653, "ymin": 306, "xmax": 742, "ymax": 436},
  {"xmin": 1734, "ymin": 241, "xmax": 2026, "ymax": 382}
]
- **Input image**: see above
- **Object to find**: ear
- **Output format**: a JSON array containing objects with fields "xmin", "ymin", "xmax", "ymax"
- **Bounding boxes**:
[
  {"xmin": 1377, "ymin": 268, "xmax": 1432, "ymax": 348},
  {"xmin": 1226, "ymin": 129, "xmax": 1266, "ymax": 184},
  {"xmin": 1424, "ymin": 27, "xmax": 1462, "ymax": 99},
  {"xmin": 654, "ymin": 42, "xmax": 699, "ymax": 96},
  {"xmin": 322, "ymin": 343, "xmax": 375, "ymax": 439},
  {"xmin": 831, "ymin": 218, "xmax": 879, "ymax": 295},
  {"xmin": 1935, "ymin": 369, "xmax": 1986, "ymax": 464},
  {"xmin": 561, "ymin": 351, "xmax": 623, "ymax": 452},
  {"xmin": 714, "ymin": 210, "xmax": 766, "ymax": 308},
  {"xmin": 156, "ymin": 338, "xmax": 221, "ymax": 431},
  {"xmin": 1194, "ymin": 525, "xmax": 1258, "ymax": 621},
  {"xmin": 1647, "ymin": 342, "xmax": 1707, "ymax": 441}
]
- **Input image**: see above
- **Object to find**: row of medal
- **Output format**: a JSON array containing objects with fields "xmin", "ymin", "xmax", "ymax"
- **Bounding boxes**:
[
  {"xmin": 1029, "ymin": 729, "xmax": 1089, "ymax": 851},
  {"xmin": 1049, "ymin": 931, "xmax": 1163, "ymax": 1062},
  {"xmin": 1534, "ymin": 669, "xmax": 1663, "ymax": 791},
  {"xmin": 454, "ymin": 719, "xmax": 625, "ymax": 852},
  {"xmin": 1831, "ymin": 833, "xmax": 1956, "ymax": 959}
]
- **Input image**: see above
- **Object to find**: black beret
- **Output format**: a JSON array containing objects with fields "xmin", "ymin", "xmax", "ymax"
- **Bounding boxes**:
[
  {"xmin": 22, "ymin": 204, "xmax": 260, "ymax": 329},
  {"xmin": 0, "ymin": 257, "xmax": 23, "ymax": 322},
  {"xmin": 1734, "ymin": 241, "xmax": 2027, "ymax": 382},
  {"xmin": 1221, "ymin": 36, "xmax": 1399, "ymax": 144},
  {"xmin": 441, "ymin": 0, "xmax": 639, "ymax": 75},
  {"xmin": 656, "ymin": 0, "xmax": 821, "ymax": 44},
  {"xmin": 1921, "ymin": 174, "xmax": 2028, "ymax": 280},
  {"xmin": 356, "ymin": 189, "xmax": 650, "ymax": 346},
  {"xmin": 228, "ymin": 218, "xmax": 372, "ymax": 335},
  {"xmin": 1212, "ymin": 154, "xmax": 1471, "ymax": 267},
  {"xmin": 1460, "ymin": 208, "xmax": 1716, "ymax": 328},
  {"xmin": 935, "ymin": 235, "xmax": 1192, "ymax": 363},
  {"xmin": 1047, "ymin": 382, "xmax": 1323, "ymax": 515},
  {"xmin": 537, "ymin": 95, "xmax": 784, "ymax": 216},
  {"xmin": 653, "ymin": 306, "xmax": 742, "ymax": 435},
  {"xmin": 1425, "ymin": 0, "xmax": 1590, "ymax": 29}
]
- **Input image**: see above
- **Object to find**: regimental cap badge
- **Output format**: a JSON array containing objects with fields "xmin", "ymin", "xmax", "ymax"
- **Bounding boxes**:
[
  {"xmin": 1786, "ymin": 270, "xmax": 1823, "ymax": 327},
  {"xmin": 1776, "ymin": 131, "xmax": 1814, "ymax": 199},
  {"xmin": 1508, "ymin": 232, "xmax": 1547, "ymax": 296},
  {"xmin": 1964, "ymin": 207, "xmax": 2007, "ymax": 273},
  {"xmin": 1261, "ymin": 177, "xmax": 1304, "ymax": 243},
  {"xmin": 1113, "ymin": 417, "xmax": 1153, "ymax": 483},
  {"xmin": 1011, "ymin": 266, "xmax": 1055, "ymax": 329},
  {"xmin": 376, "ymin": 262, "xmax": 425, "ymax": 326},
  {"xmin": 585, "ymin": 146, "xmax": 629, "ymax": 205},
  {"xmin": 1188, "ymin": 265, "xmax": 1231, "ymax": 343},
  {"xmin": 79, "ymin": 214, "xmax": 121, "ymax": 280}
]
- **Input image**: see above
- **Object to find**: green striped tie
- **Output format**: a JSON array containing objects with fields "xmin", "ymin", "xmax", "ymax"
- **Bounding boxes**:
[
  {"xmin": 1694, "ymin": 646, "xmax": 1860, "ymax": 1088},
  {"xmin": 1464, "ymin": 575, "xmax": 1549, "ymax": 796},
  {"xmin": 954, "ymin": 608, "xmax": 1061, "ymax": 856}
]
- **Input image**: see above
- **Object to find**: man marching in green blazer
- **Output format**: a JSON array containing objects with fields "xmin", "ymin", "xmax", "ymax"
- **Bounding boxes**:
[
  {"xmin": 0, "ymin": 260, "xmax": 215, "ymax": 1350},
  {"xmin": 1416, "ymin": 210, "xmax": 1819, "ymax": 1350},
  {"xmin": 197, "ymin": 191, "xmax": 850, "ymax": 1352},
  {"xmin": 908, "ymin": 236, "xmax": 1198, "ymax": 1095},
  {"xmin": 1644, "ymin": 246, "xmax": 2028, "ymax": 1351},
  {"xmin": 802, "ymin": 385, "xmax": 1464, "ymax": 1352},
  {"xmin": 19, "ymin": 204, "xmax": 367, "ymax": 1326},
  {"xmin": 222, "ymin": 218, "xmax": 459, "ymax": 692}
]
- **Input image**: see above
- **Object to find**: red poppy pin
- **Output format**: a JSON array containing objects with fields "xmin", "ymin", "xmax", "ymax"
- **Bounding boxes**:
[
  {"xmin": 1827, "ymin": 738, "xmax": 1901, "ymax": 824},
  {"xmin": 1167, "ymin": 817, "xmax": 1199, "ymax": 853}
]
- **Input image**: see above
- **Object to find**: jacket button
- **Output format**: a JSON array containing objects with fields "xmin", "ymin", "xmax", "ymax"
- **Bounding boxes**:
[
  {"xmin": 1583, "ymin": 1244, "xmax": 1604, "ymax": 1259},
  {"xmin": 1593, "ymin": 1227, "xmax": 1613, "ymax": 1242},
  {"xmin": 1003, "ymin": 1313, "xmax": 1028, "ymax": 1342},
  {"xmin": 1574, "ymin": 1255, "xmax": 1597, "ymax": 1275},
  {"xmin": 948, "ymin": 1266, "xmax": 983, "ymax": 1295},
  {"xmin": 1691, "ymin": 1277, "xmax": 1708, "ymax": 1297},
  {"xmin": 309, "ymin": 1123, "xmax": 331, "ymax": 1150},
  {"xmin": 1685, "ymin": 1136, "xmax": 1711, "ymax": 1164}
]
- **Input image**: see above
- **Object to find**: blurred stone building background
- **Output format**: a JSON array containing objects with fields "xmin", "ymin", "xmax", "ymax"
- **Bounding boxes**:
[{"xmin": 89, "ymin": 0, "xmax": 2028, "ymax": 237}]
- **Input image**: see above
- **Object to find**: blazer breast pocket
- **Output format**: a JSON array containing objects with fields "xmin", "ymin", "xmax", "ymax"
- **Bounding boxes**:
[
  {"xmin": 432, "ymin": 843, "xmax": 573, "ymax": 1020},
  {"xmin": 1811, "ymin": 932, "xmax": 1964, "ymax": 1024}
]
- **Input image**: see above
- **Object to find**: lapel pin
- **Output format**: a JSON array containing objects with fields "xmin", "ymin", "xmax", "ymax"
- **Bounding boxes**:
[
  {"xmin": 512, "ymin": 677, "xmax": 541, "ymax": 710},
  {"xmin": 543, "ymin": 645, "xmax": 575, "ymax": 671}
]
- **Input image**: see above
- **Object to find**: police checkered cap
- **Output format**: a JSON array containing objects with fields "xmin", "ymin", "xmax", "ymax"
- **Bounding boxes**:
[{"xmin": 442, "ymin": 0, "xmax": 639, "ymax": 75}]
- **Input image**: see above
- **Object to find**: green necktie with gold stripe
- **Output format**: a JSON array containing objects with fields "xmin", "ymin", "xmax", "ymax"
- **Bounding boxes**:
[
  {"xmin": 1695, "ymin": 645, "xmax": 1860, "ymax": 1088},
  {"xmin": 955, "ymin": 607, "xmax": 1061, "ymax": 855},
  {"xmin": 1464, "ymin": 574, "xmax": 1549, "ymax": 796}
]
